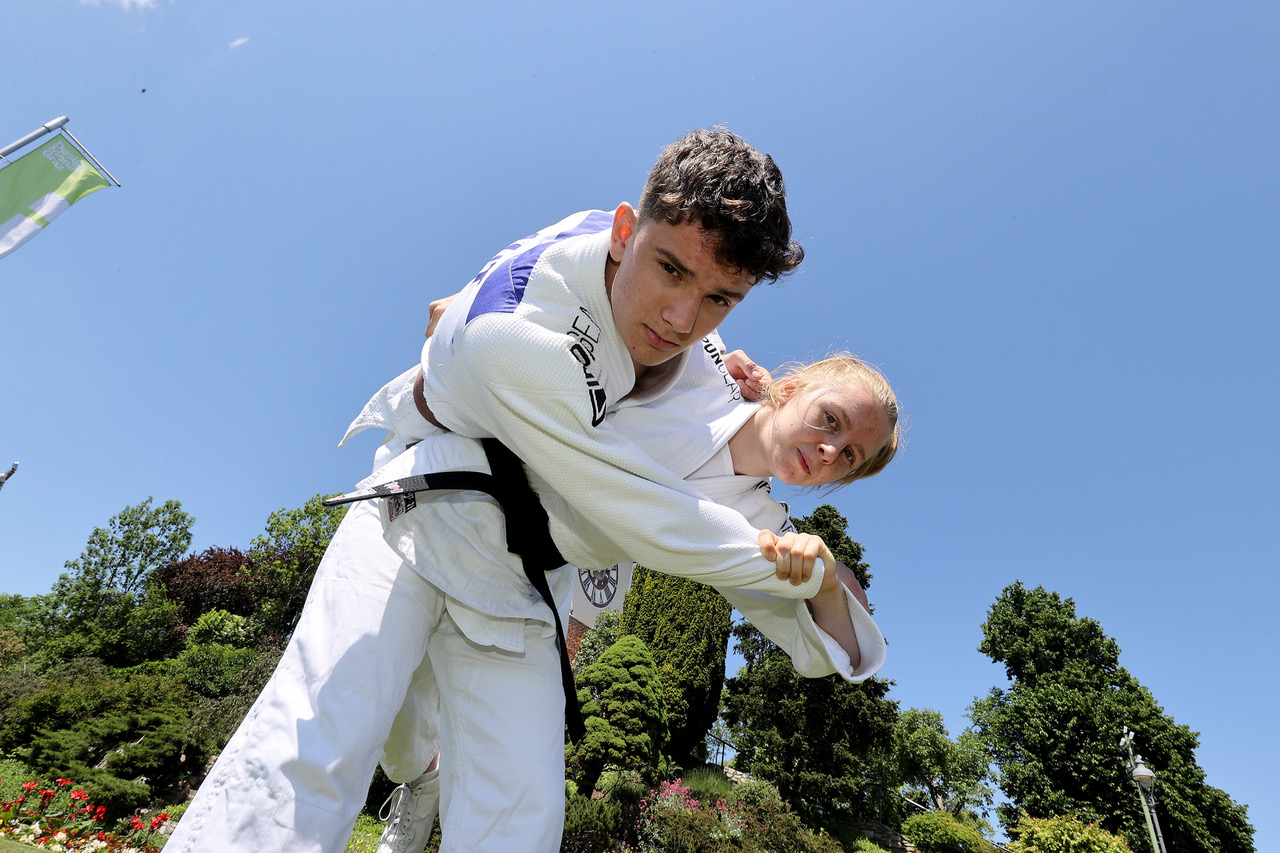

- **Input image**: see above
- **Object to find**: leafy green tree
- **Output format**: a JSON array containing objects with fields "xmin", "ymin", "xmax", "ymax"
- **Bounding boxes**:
[
  {"xmin": 51, "ymin": 497, "xmax": 194, "ymax": 617},
  {"xmin": 971, "ymin": 582, "xmax": 1254, "ymax": 853},
  {"xmin": 892, "ymin": 708, "xmax": 994, "ymax": 823},
  {"xmin": 248, "ymin": 494, "xmax": 347, "ymax": 638},
  {"xmin": 30, "ymin": 498, "xmax": 192, "ymax": 667},
  {"xmin": 1, "ymin": 658, "xmax": 200, "ymax": 819},
  {"xmin": 618, "ymin": 565, "xmax": 732, "ymax": 767},
  {"xmin": 565, "ymin": 634, "xmax": 667, "ymax": 795}
]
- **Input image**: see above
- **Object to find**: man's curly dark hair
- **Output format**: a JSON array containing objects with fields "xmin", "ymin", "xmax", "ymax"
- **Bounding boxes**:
[{"xmin": 637, "ymin": 127, "xmax": 804, "ymax": 285}]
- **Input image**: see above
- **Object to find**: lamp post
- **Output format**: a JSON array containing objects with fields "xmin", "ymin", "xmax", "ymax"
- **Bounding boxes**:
[{"xmin": 1120, "ymin": 726, "xmax": 1169, "ymax": 853}]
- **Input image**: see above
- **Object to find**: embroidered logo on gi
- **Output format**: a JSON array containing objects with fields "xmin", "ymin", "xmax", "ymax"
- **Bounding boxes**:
[
  {"xmin": 568, "ymin": 306, "xmax": 608, "ymax": 426},
  {"xmin": 386, "ymin": 492, "xmax": 417, "ymax": 522},
  {"xmin": 703, "ymin": 339, "xmax": 743, "ymax": 403}
]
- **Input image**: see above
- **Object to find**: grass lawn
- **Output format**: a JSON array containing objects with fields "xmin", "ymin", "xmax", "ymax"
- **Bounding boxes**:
[
  {"xmin": 0, "ymin": 839, "xmax": 40, "ymax": 853},
  {"xmin": 343, "ymin": 813, "xmax": 385, "ymax": 853}
]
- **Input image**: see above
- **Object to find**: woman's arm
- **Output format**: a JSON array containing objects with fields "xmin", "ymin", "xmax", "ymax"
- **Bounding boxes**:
[{"xmin": 758, "ymin": 529, "xmax": 865, "ymax": 672}]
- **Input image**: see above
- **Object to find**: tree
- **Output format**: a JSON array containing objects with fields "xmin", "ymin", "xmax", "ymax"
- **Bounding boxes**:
[
  {"xmin": 52, "ymin": 497, "xmax": 194, "ymax": 616},
  {"xmin": 565, "ymin": 634, "xmax": 667, "ymax": 795},
  {"xmin": 618, "ymin": 564, "xmax": 732, "ymax": 767},
  {"xmin": 33, "ymin": 498, "xmax": 192, "ymax": 666},
  {"xmin": 971, "ymin": 582, "xmax": 1254, "ymax": 853},
  {"xmin": 247, "ymin": 494, "xmax": 347, "ymax": 638},
  {"xmin": 571, "ymin": 608, "xmax": 621, "ymax": 675},
  {"xmin": 720, "ymin": 505, "xmax": 896, "ymax": 818},
  {"xmin": 793, "ymin": 504, "xmax": 873, "ymax": 588},
  {"xmin": 152, "ymin": 546, "xmax": 258, "ymax": 629},
  {"xmin": 892, "ymin": 708, "xmax": 994, "ymax": 823}
]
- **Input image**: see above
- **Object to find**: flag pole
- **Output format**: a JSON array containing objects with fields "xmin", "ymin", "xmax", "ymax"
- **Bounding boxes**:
[
  {"xmin": 1, "ymin": 116, "xmax": 70, "ymax": 160},
  {"xmin": 61, "ymin": 127, "xmax": 121, "ymax": 187}
]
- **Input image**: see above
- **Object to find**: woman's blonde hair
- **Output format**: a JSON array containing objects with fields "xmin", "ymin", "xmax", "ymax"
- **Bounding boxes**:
[{"xmin": 758, "ymin": 353, "xmax": 901, "ymax": 487}]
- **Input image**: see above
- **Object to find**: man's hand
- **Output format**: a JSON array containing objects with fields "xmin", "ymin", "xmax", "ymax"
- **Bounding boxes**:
[
  {"xmin": 425, "ymin": 294, "xmax": 458, "ymax": 339},
  {"xmin": 724, "ymin": 350, "xmax": 771, "ymax": 402},
  {"xmin": 758, "ymin": 529, "xmax": 836, "ymax": 592}
]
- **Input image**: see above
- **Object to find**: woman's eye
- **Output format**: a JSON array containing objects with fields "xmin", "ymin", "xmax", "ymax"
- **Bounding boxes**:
[
  {"xmin": 844, "ymin": 448, "xmax": 856, "ymax": 465},
  {"xmin": 824, "ymin": 412, "xmax": 838, "ymax": 429}
]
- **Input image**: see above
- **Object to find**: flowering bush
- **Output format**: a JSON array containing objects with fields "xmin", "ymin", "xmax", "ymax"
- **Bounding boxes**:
[
  {"xmin": 634, "ymin": 778, "xmax": 749, "ymax": 853},
  {"xmin": 0, "ymin": 774, "xmax": 169, "ymax": 852}
]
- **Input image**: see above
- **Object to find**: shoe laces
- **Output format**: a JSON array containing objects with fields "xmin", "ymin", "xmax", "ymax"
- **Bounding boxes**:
[{"xmin": 379, "ymin": 783, "xmax": 412, "ymax": 825}]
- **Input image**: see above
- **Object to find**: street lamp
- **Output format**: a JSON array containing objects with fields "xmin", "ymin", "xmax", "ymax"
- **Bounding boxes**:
[{"xmin": 1120, "ymin": 727, "xmax": 1168, "ymax": 853}]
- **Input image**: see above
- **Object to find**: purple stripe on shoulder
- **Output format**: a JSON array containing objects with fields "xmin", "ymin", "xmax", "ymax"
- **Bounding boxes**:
[{"xmin": 466, "ymin": 211, "xmax": 613, "ymax": 323}]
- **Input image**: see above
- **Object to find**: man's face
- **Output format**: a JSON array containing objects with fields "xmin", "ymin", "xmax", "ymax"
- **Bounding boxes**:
[{"xmin": 605, "ymin": 204, "xmax": 755, "ymax": 375}]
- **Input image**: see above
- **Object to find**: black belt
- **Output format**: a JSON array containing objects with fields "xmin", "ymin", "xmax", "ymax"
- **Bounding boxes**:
[{"xmin": 324, "ymin": 439, "xmax": 586, "ymax": 742}]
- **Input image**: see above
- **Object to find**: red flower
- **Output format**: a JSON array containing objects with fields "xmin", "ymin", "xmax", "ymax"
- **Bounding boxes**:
[
  {"xmin": 22, "ymin": 781, "xmax": 37, "ymax": 791},
  {"xmin": 70, "ymin": 789, "xmax": 89, "ymax": 801},
  {"xmin": 95, "ymin": 805, "xmax": 107, "ymax": 820},
  {"xmin": 131, "ymin": 816, "xmax": 145, "ymax": 830},
  {"xmin": 56, "ymin": 778, "xmax": 72, "ymax": 786}
]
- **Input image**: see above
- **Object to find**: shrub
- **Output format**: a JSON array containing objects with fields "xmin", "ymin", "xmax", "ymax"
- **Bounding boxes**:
[
  {"xmin": 562, "ymin": 792, "xmax": 624, "ymax": 853},
  {"xmin": 734, "ymin": 795, "xmax": 843, "ymax": 853},
  {"xmin": 176, "ymin": 642, "xmax": 259, "ymax": 698},
  {"xmin": 1006, "ymin": 812, "xmax": 1134, "ymax": 853},
  {"xmin": 901, "ymin": 810, "xmax": 992, "ymax": 853},
  {"xmin": 187, "ymin": 610, "xmax": 253, "ymax": 648},
  {"xmin": 848, "ymin": 838, "xmax": 893, "ymax": 853},
  {"xmin": 726, "ymin": 777, "xmax": 783, "ymax": 811}
]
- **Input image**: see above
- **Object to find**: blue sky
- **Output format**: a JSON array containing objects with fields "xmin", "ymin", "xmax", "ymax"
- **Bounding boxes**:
[{"xmin": 3, "ymin": 0, "xmax": 1277, "ymax": 846}]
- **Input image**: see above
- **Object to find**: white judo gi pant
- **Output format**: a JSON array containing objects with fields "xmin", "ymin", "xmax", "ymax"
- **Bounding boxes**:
[{"xmin": 165, "ymin": 496, "xmax": 568, "ymax": 853}]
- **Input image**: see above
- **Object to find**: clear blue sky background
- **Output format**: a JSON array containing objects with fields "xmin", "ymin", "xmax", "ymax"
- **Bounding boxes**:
[{"xmin": 3, "ymin": 0, "xmax": 1276, "ymax": 846}]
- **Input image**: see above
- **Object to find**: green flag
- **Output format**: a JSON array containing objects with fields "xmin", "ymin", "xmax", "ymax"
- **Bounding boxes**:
[{"xmin": 0, "ymin": 134, "xmax": 110, "ymax": 259}]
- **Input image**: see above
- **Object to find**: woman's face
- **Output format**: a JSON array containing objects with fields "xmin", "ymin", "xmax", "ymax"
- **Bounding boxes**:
[{"xmin": 763, "ymin": 379, "xmax": 892, "ymax": 487}]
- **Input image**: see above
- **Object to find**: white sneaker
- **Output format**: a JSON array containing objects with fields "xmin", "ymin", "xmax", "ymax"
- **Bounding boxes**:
[{"xmin": 376, "ymin": 769, "xmax": 440, "ymax": 853}]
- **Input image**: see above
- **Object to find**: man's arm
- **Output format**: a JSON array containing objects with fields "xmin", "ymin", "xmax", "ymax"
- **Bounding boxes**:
[{"xmin": 424, "ymin": 314, "xmax": 826, "ymax": 600}]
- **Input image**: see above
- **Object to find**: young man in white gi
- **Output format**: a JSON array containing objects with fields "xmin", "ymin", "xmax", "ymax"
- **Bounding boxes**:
[{"xmin": 166, "ymin": 129, "xmax": 860, "ymax": 853}]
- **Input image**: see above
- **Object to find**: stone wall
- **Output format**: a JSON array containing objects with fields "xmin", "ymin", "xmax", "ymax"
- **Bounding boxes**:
[{"xmin": 848, "ymin": 817, "xmax": 919, "ymax": 852}]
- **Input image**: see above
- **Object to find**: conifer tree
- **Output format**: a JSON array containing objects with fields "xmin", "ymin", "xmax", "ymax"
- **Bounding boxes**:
[
  {"xmin": 565, "ymin": 634, "xmax": 667, "ymax": 794},
  {"xmin": 618, "ymin": 564, "xmax": 732, "ymax": 767},
  {"xmin": 721, "ymin": 505, "xmax": 898, "ymax": 817}
]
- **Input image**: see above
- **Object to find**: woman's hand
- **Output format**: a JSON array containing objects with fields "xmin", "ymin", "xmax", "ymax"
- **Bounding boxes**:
[
  {"xmin": 761, "ymin": 530, "xmax": 867, "ymax": 672},
  {"xmin": 758, "ymin": 529, "xmax": 836, "ymax": 592},
  {"xmin": 725, "ymin": 350, "xmax": 771, "ymax": 402}
]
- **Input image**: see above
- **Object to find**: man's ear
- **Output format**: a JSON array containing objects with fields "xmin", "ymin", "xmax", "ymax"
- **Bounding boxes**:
[{"xmin": 609, "ymin": 202, "xmax": 638, "ymax": 263}]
